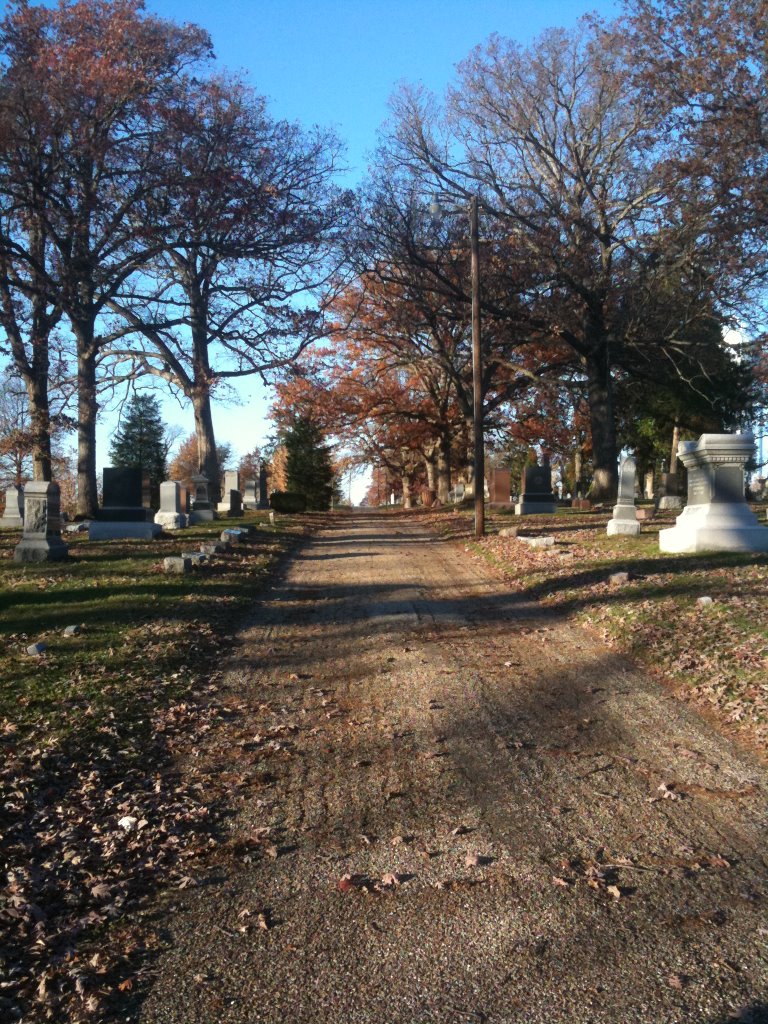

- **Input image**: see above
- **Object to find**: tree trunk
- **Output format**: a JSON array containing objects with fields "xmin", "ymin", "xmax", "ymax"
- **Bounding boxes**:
[
  {"xmin": 76, "ymin": 344, "xmax": 99, "ymax": 518},
  {"xmin": 424, "ymin": 451, "xmax": 437, "ymax": 492},
  {"xmin": 401, "ymin": 474, "xmax": 412, "ymax": 509},
  {"xmin": 192, "ymin": 388, "xmax": 221, "ymax": 503},
  {"xmin": 584, "ymin": 348, "xmax": 617, "ymax": 501},
  {"xmin": 26, "ymin": 372, "xmax": 52, "ymax": 481},
  {"xmin": 436, "ymin": 433, "xmax": 451, "ymax": 504}
]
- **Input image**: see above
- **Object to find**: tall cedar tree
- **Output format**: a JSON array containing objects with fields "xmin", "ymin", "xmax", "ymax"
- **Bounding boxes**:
[
  {"xmin": 284, "ymin": 415, "xmax": 336, "ymax": 511},
  {"xmin": 108, "ymin": 393, "xmax": 167, "ymax": 506}
]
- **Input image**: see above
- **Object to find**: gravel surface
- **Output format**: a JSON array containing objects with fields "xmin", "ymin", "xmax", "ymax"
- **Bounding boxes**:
[{"xmin": 138, "ymin": 512, "xmax": 768, "ymax": 1024}]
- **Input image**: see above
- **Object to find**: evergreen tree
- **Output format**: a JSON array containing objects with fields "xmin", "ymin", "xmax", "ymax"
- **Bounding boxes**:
[
  {"xmin": 109, "ymin": 393, "xmax": 168, "ymax": 505},
  {"xmin": 284, "ymin": 415, "xmax": 336, "ymax": 511}
]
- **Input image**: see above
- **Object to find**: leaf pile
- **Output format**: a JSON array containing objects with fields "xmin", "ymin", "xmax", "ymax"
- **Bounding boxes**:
[{"xmin": 0, "ymin": 515, "xmax": 307, "ymax": 1022}]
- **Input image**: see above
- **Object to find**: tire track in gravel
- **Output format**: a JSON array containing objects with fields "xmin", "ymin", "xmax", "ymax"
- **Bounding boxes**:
[{"xmin": 139, "ymin": 511, "xmax": 768, "ymax": 1024}]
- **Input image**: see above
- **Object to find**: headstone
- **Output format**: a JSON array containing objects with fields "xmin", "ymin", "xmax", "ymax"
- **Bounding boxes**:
[
  {"xmin": 188, "ymin": 473, "xmax": 216, "ymax": 524},
  {"xmin": 154, "ymin": 481, "xmax": 187, "ymax": 531},
  {"xmin": 14, "ymin": 481, "xmax": 69, "ymax": 562},
  {"xmin": 180, "ymin": 551, "xmax": 208, "ymax": 565},
  {"xmin": 217, "ymin": 476, "xmax": 242, "ymax": 515},
  {"xmin": 518, "ymin": 535, "xmax": 555, "ymax": 548},
  {"xmin": 488, "ymin": 468, "xmax": 511, "ymax": 504},
  {"xmin": 658, "ymin": 471, "xmax": 683, "ymax": 510},
  {"xmin": 515, "ymin": 458, "xmax": 557, "ymax": 515},
  {"xmin": 258, "ymin": 463, "xmax": 269, "ymax": 509},
  {"xmin": 99, "ymin": 467, "xmax": 150, "ymax": 522},
  {"xmin": 243, "ymin": 479, "xmax": 258, "ymax": 509},
  {"xmin": 607, "ymin": 456, "xmax": 641, "ymax": 537},
  {"xmin": 0, "ymin": 485, "xmax": 24, "ymax": 528},
  {"xmin": 163, "ymin": 556, "xmax": 191, "ymax": 574},
  {"xmin": 644, "ymin": 470, "xmax": 655, "ymax": 501},
  {"xmin": 659, "ymin": 432, "xmax": 768, "ymax": 553},
  {"xmin": 218, "ymin": 488, "xmax": 242, "ymax": 516}
]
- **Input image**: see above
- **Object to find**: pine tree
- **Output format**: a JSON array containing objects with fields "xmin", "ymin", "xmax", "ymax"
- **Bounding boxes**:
[
  {"xmin": 109, "ymin": 393, "xmax": 168, "ymax": 506},
  {"xmin": 284, "ymin": 415, "xmax": 336, "ymax": 511}
]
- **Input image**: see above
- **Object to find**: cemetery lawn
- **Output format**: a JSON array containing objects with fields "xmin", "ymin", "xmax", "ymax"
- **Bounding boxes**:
[
  {"xmin": 0, "ymin": 513, "xmax": 313, "ymax": 1022},
  {"xmin": 431, "ymin": 505, "xmax": 768, "ymax": 753}
]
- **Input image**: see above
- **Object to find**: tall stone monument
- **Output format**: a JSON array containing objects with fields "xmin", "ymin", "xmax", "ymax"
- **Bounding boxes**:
[
  {"xmin": 243, "ymin": 479, "xmax": 258, "ymax": 509},
  {"xmin": 14, "ymin": 481, "xmax": 68, "ymax": 562},
  {"xmin": 607, "ymin": 456, "xmax": 640, "ymax": 537},
  {"xmin": 0, "ymin": 485, "xmax": 24, "ymax": 528},
  {"xmin": 154, "ymin": 481, "xmax": 187, "ymax": 530},
  {"xmin": 515, "ymin": 457, "xmax": 557, "ymax": 515},
  {"xmin": 189, "ymin": 474, "xmax": 216, "ymax": 524},
  {"xmin": 258, "ymin": 461, "xmax": 270, "ymax": 509},
  {"xmin": 659, "ymin": 431, "xmax": 768, "ymax": 553},
  {"xmin": 218, "ymin": 470, "xmax": 242, "ymax": 515}
]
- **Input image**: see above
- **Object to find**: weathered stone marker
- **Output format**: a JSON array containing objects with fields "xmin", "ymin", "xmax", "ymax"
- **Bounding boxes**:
[
  {"xmin": 659, "ymin": 431, "xmax": 768, "ymax": 553},
  {"xmin": 154, "ymin": 481, "xmax": 187, "ymax": 531},
  {"xmin": 14, "ymin": 481, "xmax": 68, "ymax": 563},
  {"xmin": 189, "ymin": 474, "xmax": 216, "ymax": 524},
  {"xmin": 607, "ymin": 456, "xmax": 641, "ymax": 537},
  {"xmin": 658, "ymin": 467, "xmax": 683, "ymax": 510},
  {"xmin": 0, "ymin": 485, "xmax": 24, "ymax": 528},
  {"xmin": 243, "ymin": 479, "xmax": 258, "ymax": 509},
  {"xmin": 515, "ymin": 457, "xmax": 556, "ymax": 516},
  {"xmin": 488, "ymin": 468, "xmax": 512, "ymax": 504}
]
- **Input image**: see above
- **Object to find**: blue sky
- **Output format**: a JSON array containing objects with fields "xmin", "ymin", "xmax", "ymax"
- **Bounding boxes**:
[{"xmin": 101, "ymin": 0, "xmax": 621, "ymax": 496}]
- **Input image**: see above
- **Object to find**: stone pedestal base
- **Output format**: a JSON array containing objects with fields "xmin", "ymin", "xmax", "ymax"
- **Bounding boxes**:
[
  {"xmin": 515, "ymin": 500, "xmax": 557, "ymax": 516},
  {"xmin": 189, "ymin": 509, "xmax": 216, "ymax": 524},
  {"xmin": 659, "ymin": 503, "xmax": 768, "ymax": 553},
  {"xmin": 658, "ymin": 496, "xmax": 684, "ymax": 511},
  {"xmin": 88, "ymin": 522, "xmax": 162, "ymax": 541},
  {"xmin": 607, "ymin": 519, "xmax": 641, "ymax": 537},
  {"xmin": 154, "ymin": 511, "xmax": 187, "ymax": 530},
  {"xmin": 14, "ymin": 537, "xmax": 69, "ymax": 563},
  {"xmin": 0, "ymin": 515, "xmax": 23, "ymax": 529}
]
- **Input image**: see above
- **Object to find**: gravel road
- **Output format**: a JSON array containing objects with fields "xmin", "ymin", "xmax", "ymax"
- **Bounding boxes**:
[{"xmin": 139, "ymin": 512, "xmax": 768, "ymax": 1024}]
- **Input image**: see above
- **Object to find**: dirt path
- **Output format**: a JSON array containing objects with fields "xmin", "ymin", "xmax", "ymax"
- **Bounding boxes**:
[{"xmin": 139, "ymin": 511, "xmax": 768, "ymax": 1024}]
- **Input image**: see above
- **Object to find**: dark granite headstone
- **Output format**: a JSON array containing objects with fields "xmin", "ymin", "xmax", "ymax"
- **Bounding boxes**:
[
  {"xmin": 258, "ymin": 462, "xmax": 269, "ymax": 509},
  {"xmin": 515, "ymin": 458, "xmax": 556, "ymax": 515},
  {"xmin": 99, "ymin": 467, "xmax": 150, "ymax": 521}
]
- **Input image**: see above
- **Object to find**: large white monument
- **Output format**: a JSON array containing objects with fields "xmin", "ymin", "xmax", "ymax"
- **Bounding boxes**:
[{"xmin": 659, "ymin": 431, "xmax": 768, "ymax": 553}]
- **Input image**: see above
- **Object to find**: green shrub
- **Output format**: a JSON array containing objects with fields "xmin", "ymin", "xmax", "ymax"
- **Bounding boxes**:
[{"xmin": 270, "ymin": 490, "xmax": 307, "ymax": 513}]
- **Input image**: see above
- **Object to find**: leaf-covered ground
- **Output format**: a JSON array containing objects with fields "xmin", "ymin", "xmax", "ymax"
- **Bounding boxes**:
[
  {"xmin": 0, "ymin": 514, "xmax": 316, "ymax": 1022},
  {"xmin": 425, "ymin": 504, "xmax": 768, "ymax": 754}
]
